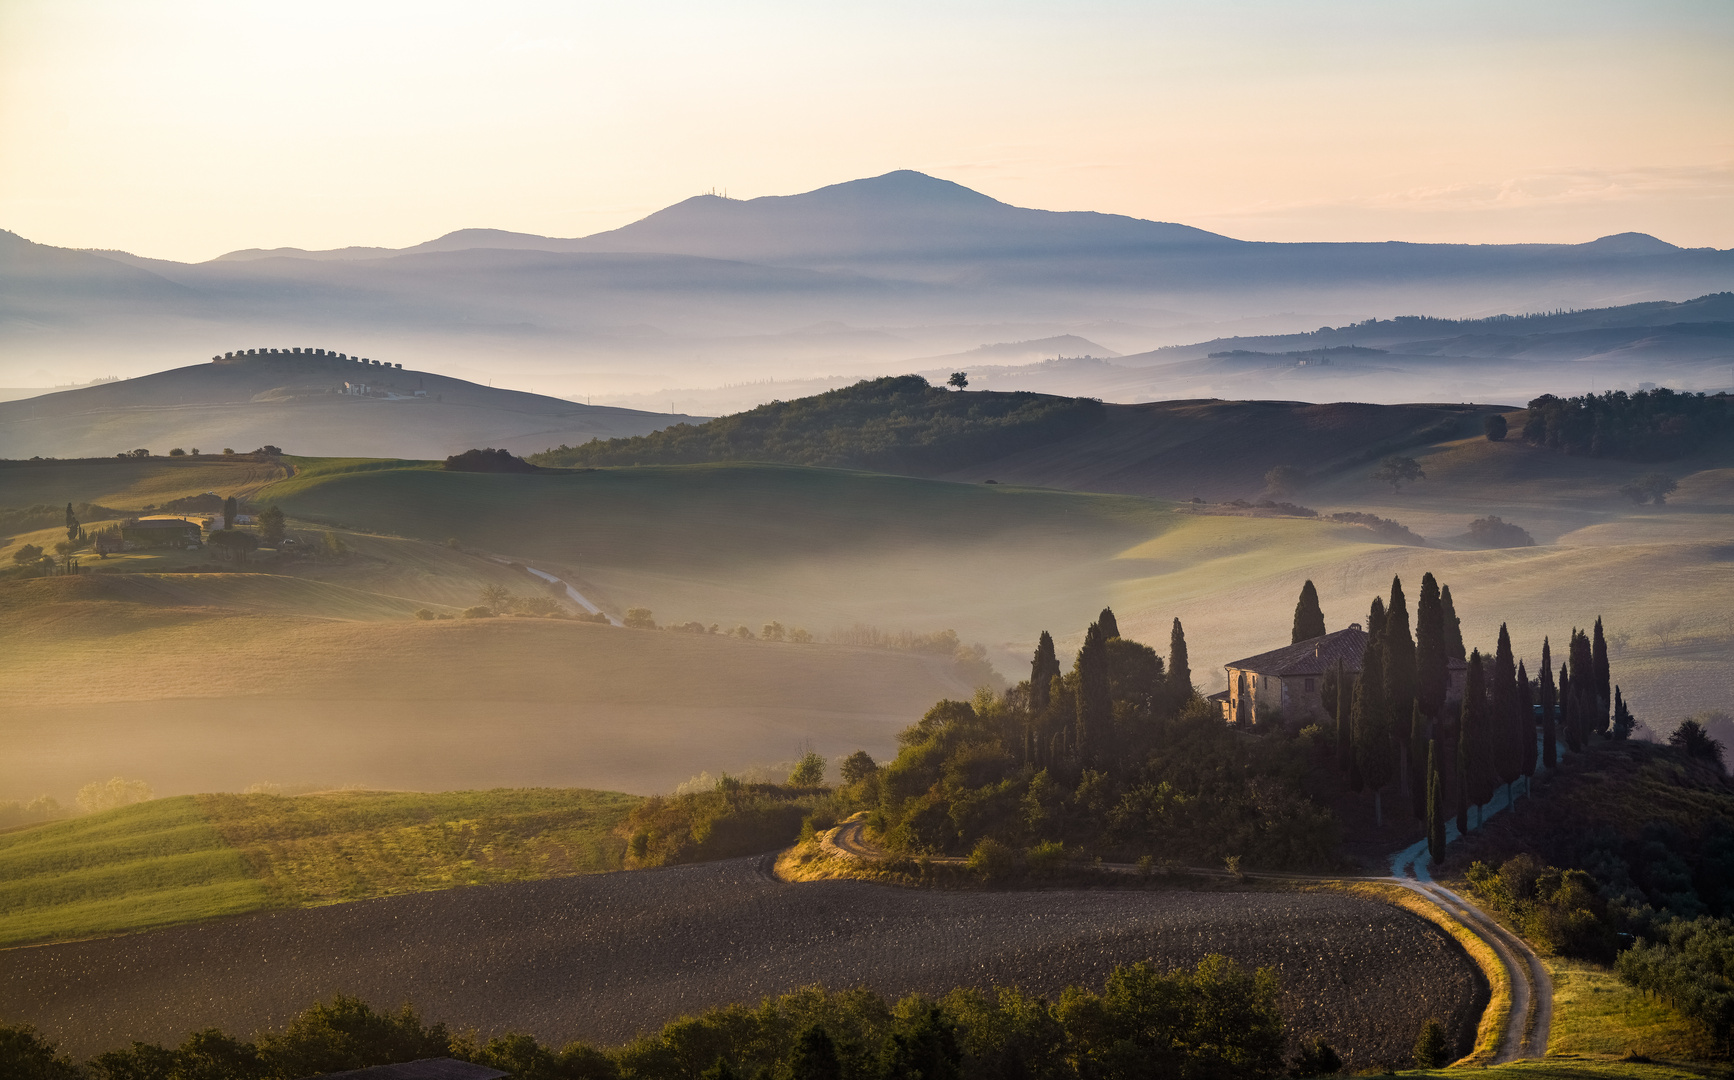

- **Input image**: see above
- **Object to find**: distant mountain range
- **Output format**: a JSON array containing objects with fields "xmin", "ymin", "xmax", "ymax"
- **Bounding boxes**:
[
  {"xmin": 3, "ymin": 170, "xmax": 1731, "ymax": 405},
  {"xmin": 0, "ymin": 351, "xmax": 701, "ymax": 460}
]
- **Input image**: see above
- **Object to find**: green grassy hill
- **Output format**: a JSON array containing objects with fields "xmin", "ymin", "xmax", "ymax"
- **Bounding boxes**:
[
  {"xmin": 0, "ymin": 788, "xmax": 638, "ymax": 948},
  {"xmin": 0, "ymin": 454, "xmax": 289, "ymax": 507}
]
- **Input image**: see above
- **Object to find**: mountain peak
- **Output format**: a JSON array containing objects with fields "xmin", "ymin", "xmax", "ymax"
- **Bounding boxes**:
[{"xmin": 1579, "ymin": 232, "xmax": 1679, "ymax": 255}]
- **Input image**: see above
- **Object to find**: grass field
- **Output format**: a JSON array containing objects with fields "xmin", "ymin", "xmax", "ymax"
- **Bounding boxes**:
[
  {"xmin": 1545, "ymin": 959, "xmax": 1711, "ymax": 1061},
  {"xmin": 0, "ymin": 788, "xmax": 640, "ymax": 948},
  {"xmin": 0, "ymin": 455, "xmax": 289, "ymax": 508}
]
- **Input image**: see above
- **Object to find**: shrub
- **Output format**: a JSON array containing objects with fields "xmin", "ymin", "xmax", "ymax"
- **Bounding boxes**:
[
  {"xmin": 76, "ymin": 777, "xmax": 153, "ymax": 814},
  {"xmin": 168, "ymin": 447, "xmax": 187, "ymax": 456},
  {"xmin": 1484, "ymin": 414, "xmax": 1508, "ymax": 441},
  {"xmin": 1466, "ymin": 515, "xmax": 1535, "ymax": 548},
  {"xmin": 1620, "ymin": 473, "xmax": 1679, "ymax": 505},
  {"xmin": 1292, "ymin": 1036, "xmax": 1342, "ymax": 1077},
  {"xmin": 1412, "ymin": 1018, "xmax": 1450, "ymax": 1067},
  {"xmin": 788, "ymin": 752, "xmax": 827, "ymax": 788},
  {"xmin": 1025, "ymin": 840, "xmax": 1069, "ymax": 878},
  {"xmin": 413, "ymin": 609, "xmax": 436, "ymax": 620},
  {"xmin": 461, "ymin": 606, "xmax": 493, "ymax": 619},
  {"xmin": 624, "ymin": 608, "xmax": 656, "ymax": 629},
  {"xmin": 1465, "ymin": 855, "xmax": 1616, "ymax": 959}
]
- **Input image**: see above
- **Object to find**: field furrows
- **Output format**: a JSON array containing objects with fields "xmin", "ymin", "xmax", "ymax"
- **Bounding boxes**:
[{"xmin": 2, "ymin": 858, "xmax": 1485, "ymax": 1067}]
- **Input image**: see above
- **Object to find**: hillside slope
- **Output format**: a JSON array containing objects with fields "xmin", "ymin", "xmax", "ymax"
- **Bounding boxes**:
[{"xmin": 0, "ymin": 352, "xmax": 703, "ymax": 459}]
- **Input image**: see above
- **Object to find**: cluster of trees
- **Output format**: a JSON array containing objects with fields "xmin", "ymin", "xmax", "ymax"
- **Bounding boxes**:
[
  {"xmin": 1464, "ymin": 516, "xmax": 1534, "ymax": 548},
  {"xmin": 1324, "ymin": 512, "xmax": 1426, "ymax": 546},
  {"xmin": 858, "ymin": 611, "xmax": 1338, "ymax": 869},
  {"xmin": 528, "ymin": 376, "xmax": 1108, "ymax": 474},
  {"xmin": 1297, "ymin": 573, "xmax": 1628, "ymax": 859},
  {"xmin": 1617, "ymin": 916, "xmax": 1734, "ymax": 1058},
  {"xmin": 1, "ymin": 957, "xmax": 1321, "ymax": 1080},
  {"xmin": 443, "ymin": 447, "xmax": 540, "ymax": 473},
  {"xmin": 1523, "ymin": 388, "xmax": 1731, "ymax": 461}
]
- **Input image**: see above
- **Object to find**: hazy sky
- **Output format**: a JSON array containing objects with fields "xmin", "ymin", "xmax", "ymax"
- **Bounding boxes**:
[{"xmin": 2, "ymin": 0, "xmax": 1730, "ymax": 261}]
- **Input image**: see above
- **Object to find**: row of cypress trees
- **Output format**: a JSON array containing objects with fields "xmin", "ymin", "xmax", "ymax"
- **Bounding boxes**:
[
  {"xmin": 1299, "ymin": 575, "xmax": 1629, "ymax": 863},
  {"xmin": 1026, "ymin": 609, "xmax": 1194, "ymax": 769}
]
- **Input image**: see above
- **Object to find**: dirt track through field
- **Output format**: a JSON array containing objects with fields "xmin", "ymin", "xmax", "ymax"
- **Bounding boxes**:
[{"xmin": 2, "ymin": 857, "xmax": 1484, "ymax": 1067}]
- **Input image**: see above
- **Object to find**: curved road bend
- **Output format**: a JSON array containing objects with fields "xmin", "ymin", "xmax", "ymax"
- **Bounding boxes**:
[{"xmin": 824, "ymin": 818, "xmax": 1548, "ymax": 1063}]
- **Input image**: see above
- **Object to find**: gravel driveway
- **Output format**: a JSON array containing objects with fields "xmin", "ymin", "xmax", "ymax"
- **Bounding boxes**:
[{"xmin": 1, "ymin": 857, "xmax": 1485, "ymax": 1068}]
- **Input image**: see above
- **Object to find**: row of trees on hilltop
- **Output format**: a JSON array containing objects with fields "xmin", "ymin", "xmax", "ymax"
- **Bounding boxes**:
[
  {"xmin": 1294, "ymin": 573, "xmax": 1632, "ymax": 863},
  {"xmin": 1523, "ymin": 387, "xmax": 1730, "ymax": 461}
]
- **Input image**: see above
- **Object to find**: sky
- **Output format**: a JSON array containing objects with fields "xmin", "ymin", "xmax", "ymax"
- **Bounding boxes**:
[{"xmin": 1, "ymin": 0, "xmax": 1730, "ymax": 262}]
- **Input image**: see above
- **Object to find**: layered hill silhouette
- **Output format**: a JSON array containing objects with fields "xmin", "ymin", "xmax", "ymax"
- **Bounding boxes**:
[
  {"xmin": 0, "ymin": 350, "xmax": 702, "ymax": 460},
  {"xmin": 530, "ymin": 375, "xmax": 1496, "ymax": 500},
  {"xmin": 4, "ymin": 171, "xmax": 1731, "ymax": 397}
]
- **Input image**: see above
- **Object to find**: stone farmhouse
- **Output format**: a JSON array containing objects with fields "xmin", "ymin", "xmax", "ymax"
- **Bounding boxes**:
[
  {"xmin": 119, "ymin": 517, "xmax": 203, "ymax": 549},
  {"xmin": 1212, "ymin": 624, "xmax": 1468, "ymax": 728}
]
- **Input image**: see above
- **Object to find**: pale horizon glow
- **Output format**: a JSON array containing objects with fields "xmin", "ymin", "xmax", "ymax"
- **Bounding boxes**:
[{"xmin": 2, "ymin": 0, "xmax": 1731, "ymax": 263}]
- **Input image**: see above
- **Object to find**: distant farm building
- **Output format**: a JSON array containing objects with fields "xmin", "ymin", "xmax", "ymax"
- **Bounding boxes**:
[
  {"xmin": 120, "ymin": 517, "xmax": 203, "ymax": 549},
  {"xmin": 1214, "ymin": 624, "xmax": 1467, "ymax": 727}
]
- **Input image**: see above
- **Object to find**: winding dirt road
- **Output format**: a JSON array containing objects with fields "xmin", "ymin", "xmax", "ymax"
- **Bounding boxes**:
[{"xmin": 823, "ymin": 818, "xmax": 1549, "ymax": 1064}]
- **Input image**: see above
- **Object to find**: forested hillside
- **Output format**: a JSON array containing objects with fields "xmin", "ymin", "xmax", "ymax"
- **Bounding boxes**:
[{"xmin": 531, "ymin": 376, "xmax": 1106, "ymax": 472}]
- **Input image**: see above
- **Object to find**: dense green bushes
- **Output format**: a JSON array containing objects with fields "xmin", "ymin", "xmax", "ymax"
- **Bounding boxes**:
[
  {"xmin": 1464, "ymin": 854, "xmax": 1616, "ymax": 960},
  {"xmin": 3, "ymin": 956, "xmax": 1293, "ymax": 1080},
  {"xmin": 1616, "ymin": 917, "xmax": 1734, "ymax": 1059},
  {"xmin": 530, "ymin": 377, "xmax": 1107, "ymax": 474},
  {"xmin": 624, "ymin": 778, "xmax": 845, "ymax": 868},
  {"xmin": 1522, "ymin": 388, "xmax": 1731, "ymax": 461}
]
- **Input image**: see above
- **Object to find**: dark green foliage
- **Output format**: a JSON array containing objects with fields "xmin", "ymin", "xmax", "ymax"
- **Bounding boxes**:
[
  {"xmin": 530, "ymin": 376, "xmax": 1109, "ymax": 474},
  {"xmin": 881, "ymin": 1007, "xmax": 962, "ymax": 1080},
  {"xmin": 1593, "ymin": 618, "xmax": 1611, "ymax": 727},
  {"xmin": 1620, "ymin": 473, "xmax": 1681, "ymax": 505},
  {"xmin": 207, "ymin": 528, "xmax": 259, "ymax": 566},
  {"xmin": 1167, "ymin": 618, "xmax": 1192, "ymax": 708},
  {"xmin": 1460, "ymin": 652, "xmax": 1495, "ymax": 823},
  {"xmin": 443, "ymin": 447, "xmax": 539, "ymax": 472},
  {"xmin": 1540, "ymin": 638, "xmax": 1557, "ymax": 768},
  {"xmin": 1408, "ymin": 704, "xmax": 1428, "ymax": 821},
  {"xmin": 1075, "ymin": 623, "xmax": 1112, "ymax": 765},
  {"xmin": 1291, "ymin": 580, "xmax": 1326, "ymax": 644},
  {"xmin": 1384, "ymin": 576, "xmax": 1416, "ymax": 745},
  {"xmin": 876, "ymin": 621, "xmax": 1336, "ymax": 869},
  {"xmin": 1466, "ymin": 515, "xmax": 1535, "ymax": 548},
  {"xmin": 1332, "ymin": 661, "xmax": 1352, "ymax": 777},
  {"xmin": 839, "ymin": 751, "xmax": 879, "ymax": 786},
  {"xmin": 1353, "ymin": 622, "xmax": 1392, "ymax": 824},
  {"xmin": 1029, "ymin": 631, "xmax": 1060, "ymax": 712},
  {"xmin": 1415, "ymin": 573, "xmax": 1447, "ymax": 721},
  {"xmin": 223, "ymin": 495, "xmax": 238, "ymax": 526},
  {"xmin": 788, "ymin": 1025, "xmax": 842, "ymax": 1080},
  {"xmin": 1561, "ymin": 660, "xmax": 1580, "ymax": 753},
  {"xmin": 257, "ymin": 505, "xmax": 286, "ymax": 547},
  {"xmin": 1670, "ymin": 720, "xmax": 1727, "ymax": 773},
  {"xmin": 1412, "ymin": 1018, "xmax": 1450, "ymax": 1068},
  {"xmin": 1518, "ymin": 662, "xmax": 1537, "ymax": 780},
  {"xmin": 1438, "ymin": 585, "xmax": 1465, "ymax": 661},
  {"xmin": 1493, "ymin": 624, "xmax": 1521, "ymax": 796},
  {"xmin": 625, "ymin": 779, "xmax": 841, "ymax": 867},
  {"xmin": 1291, "ymin": 1036, "xmax": 1341, "ymax": 1078},
  {"xmin": 256, "ymin": 995, "xmax": 452, "ymax": 1077},
  {"xmin": 1570, "ymin": 630, "xmax": 1600, "ymax": 740},
  {"xmin": 1098, "ymin": 607, "xmax": 1120, "ymax": 640},
  {"xmin": 1426, "ymin": 742, "xmax": 1446, "ymax": 866},
  {"xmin": 1325, "ymin": 511, "xmax": 1426, "ymax": 546},
  {"xmin": 1319, "ymin": 662, "xmax": 1340, "ymax": 728},
  {"xmin": 1522, "ymin": 387, "xmax": 1732, "ymax": 461},
  {"xmin": 1465, "ymin": 855, "xmax": 1616, "ymax": 961},
  {"xmin": 1616, "ymin": 916, "xmax": 1734, "ymax": 1058},
  {"xmin": 1612, "ymin": 687, "xmax": 1635, "ymax": 742},
  {"xmin": 1370, "ymin": 454, "xmax": 1425, "ymax": 492},
  {"xmin": 0, "ymin": 1023, "xmax": 82, "ymax": 1080},
  {"xmin": 1483, "ymin": 413, "xmax": 1508, "ymax": 441},
  {"xmin": 1366, "ymin": 595, "xmax": 1386, "ymax": 644}
]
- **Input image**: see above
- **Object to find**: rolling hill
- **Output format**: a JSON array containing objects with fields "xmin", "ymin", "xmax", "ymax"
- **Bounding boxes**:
[
  {"xmin": 0, "ymin": 351, "xmax": 703, "ymax": 459},
  {"xmin": 5, "ymin": 172, "xmax": 1730, "ymax": 402}
]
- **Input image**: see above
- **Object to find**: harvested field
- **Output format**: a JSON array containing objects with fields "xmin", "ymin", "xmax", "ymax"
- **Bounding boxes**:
[{"xmin": 3, "ymin": 857, "xmax": 1485, "ymax": 1068}]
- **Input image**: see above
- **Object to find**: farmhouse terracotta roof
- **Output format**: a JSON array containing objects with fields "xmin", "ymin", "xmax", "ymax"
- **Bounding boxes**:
[
  {"xmin": 1226, "ymin": 626, "xmax": 1370, "ymax": 678},
  {"xmin": 295, "ymin": 1059, "xmax": 508, "ymax": 1080}
]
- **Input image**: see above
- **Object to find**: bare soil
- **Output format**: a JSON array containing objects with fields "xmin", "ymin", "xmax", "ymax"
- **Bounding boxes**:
[{"xmin": 2, "ymin": 856, "xmax": 1485, "ymax": 1068}]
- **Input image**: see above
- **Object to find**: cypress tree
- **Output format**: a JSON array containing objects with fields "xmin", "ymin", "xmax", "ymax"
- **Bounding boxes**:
[
  {"xmin": 1427, "ymin": 740, "xmax": 1447, "ymax": 865},
  {"xmin": 1333, "ymin": 660, "xmax": 1353, "ymax": 775},
  {"xmin": 1454, "ymin": 721, "xmax": 1469, "ymax": 835},
  {"xmin": 1591, "ymin": 618, "xmax": 1611, "ymax": 735},
  {"xmin": 223, "ymin": 495, "xmax": 239, "ymax": 527},
  {"xmin": 1461, "ymin": 651, "xmax": 1493, "ymax": 829},
  {"xmin": 1367, "ymin": 596, "xmax": 1387, "ymax": 643},
  {"xmin": 1539, "ymin": 637, "xmax": 1557, "ymax": 768},
  {"xmin": 1409, "ymin": 702, "xmax": 1429, "ymax": 820},
  {"xmin": 1167, "ymin": 618, "xmax": 1192, "ymax": 709},
  {"xmin": 1347, "ymin": 679, "xmax": 1366, "ymax": 794},
  {"xmin": 1439, "ymin": 585, "xmax": 1466, "ymax": 661},
  {"xmin": 1355, "ymin": 631, "xmax": 1391, "ymax": 825},
  {"xmin": 1517, "ymin": 660, "xmax": 1536, "ymax": 793},
  {"xmin": 1570, "ymin": 629, "xmax": 1597, "ymax": 740},
  {"xmin": 1029, "ymin": 631, "xmax": 1059, "ymax": 711},
  {"xmin": 1561, "ymin": 659, "xmax": 1579, "ymax": 752},
  {"xmin": 1493, "ymin": 624, "xmax": 1521, "ymax": 804},
  {"xmin": 1415, "ymin": 573, "xmax": 1447, "ymax": 722},
  {"xmin": 1385, "ymin": 575, "xmax": 1417, "ymax": 792},
  {"xmin": 1320, "ymin": 663, "xmax": 1341, "ymax": 725},
  {"xmin": 1612, "ymin": 686, "xmax": 1634, "ymax": 740},
  {"xmin": 1099, "ymin": 607, "xmax": 1120, "ymax": 640},
  {"xmin": 1076, "ymin": 622, "xmax": 1111, "ymax": 763},
  {"xmin": 1292, "ymin": 580, "xmax": 1327, "ymax": 643}
]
